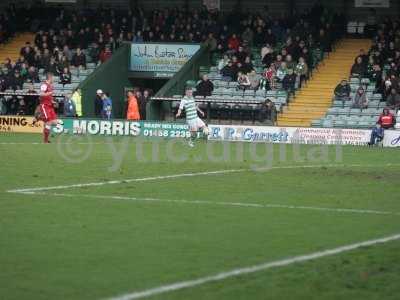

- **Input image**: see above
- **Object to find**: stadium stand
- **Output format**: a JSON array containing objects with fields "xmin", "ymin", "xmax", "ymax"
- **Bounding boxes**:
[
  {"xmin": 0, "ymin": 1, "xmax": 347, "ymax": 120},
  {"xmin": 278, "ymin": 39, "xmax": 372, "ymax": 127},
  {"xmin": 312, "ymin": 19, "xmax": 400, "ymax": 129},
  {"xmin": 176, "ymin": 14, "xmax": 342, "ymax": 124}
]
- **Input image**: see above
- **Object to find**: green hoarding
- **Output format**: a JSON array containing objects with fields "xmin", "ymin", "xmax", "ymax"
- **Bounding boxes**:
[{"xmin": 54, "ymin": 118, "xmax": 192, "ymax": 138}]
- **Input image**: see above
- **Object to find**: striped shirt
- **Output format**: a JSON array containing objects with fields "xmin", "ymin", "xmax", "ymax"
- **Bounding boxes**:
[{"xmin": 179, "ymin": 96, "xmax": 198, "ymax": 121}]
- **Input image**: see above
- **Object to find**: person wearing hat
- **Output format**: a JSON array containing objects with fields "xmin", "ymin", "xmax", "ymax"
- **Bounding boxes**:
[
  {"xmin": 94, "ymin": 89, "xmax": 103, "ymax": 118},
  {"xmin": 176, "ymin": 87, "xmax": 208, "ymax": 147}
]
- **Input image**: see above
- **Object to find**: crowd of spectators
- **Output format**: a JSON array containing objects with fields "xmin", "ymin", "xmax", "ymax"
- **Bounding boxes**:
[
  {"xmin": 190, "ymin": 3, "xmax": 345, "ymax": 105},
  {"xmin": 0, "ymin": 2, "xmax": 345, "ymax": 117},
  {"xmin": 339, "ymin": 18, "xmax": 400, "ymax": 112},
  {"xmin": 332, "ymin": 18, "xmax": 399, "ymax": 144}
]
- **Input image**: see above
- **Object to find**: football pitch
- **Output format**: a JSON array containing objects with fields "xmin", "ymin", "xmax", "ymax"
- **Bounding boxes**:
[{"xmin": 1, "ymin": 133, "xmax": 400, "ymax": 300}]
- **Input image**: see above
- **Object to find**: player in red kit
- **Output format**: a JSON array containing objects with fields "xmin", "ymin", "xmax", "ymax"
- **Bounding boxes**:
[{"xmin": 37, "ymin": 73, "xmax": 59, "ymax": 143}]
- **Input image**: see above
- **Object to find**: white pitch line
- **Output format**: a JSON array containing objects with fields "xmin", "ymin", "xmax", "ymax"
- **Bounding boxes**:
[
  {"xmin": 105, "ymin": 233, "xmax": 400, "ymax": 300},
  {"xmin": 0, "ymin": 142, "xmax": 111, "ymax": 145},
  {"xmin": 6, "ymin": 169, "xmax": 243, "ymax": 193},
  {"xmin": 6, "ymin": 163, "xmax": 400, "ymax": 194},
  {"xmin": 18, "ymin": 192, "xmax": 400, "ymax": 217}
]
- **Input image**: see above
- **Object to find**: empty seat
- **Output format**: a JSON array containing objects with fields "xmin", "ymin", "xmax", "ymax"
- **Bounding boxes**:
[{"xmin": 322, "ymin": 120, "xmax": 333, "ymax": 128}]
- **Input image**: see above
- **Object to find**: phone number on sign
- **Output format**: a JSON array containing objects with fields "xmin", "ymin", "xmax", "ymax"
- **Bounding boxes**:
[{"xmin": 142, "ymin": 129, "xmax": 191, "ymax": 138}]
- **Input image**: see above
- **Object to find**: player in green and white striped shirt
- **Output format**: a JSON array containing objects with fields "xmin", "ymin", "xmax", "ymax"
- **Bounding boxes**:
[{"xmin": 176, "ymin": 87, "xmax": 209, "ymax": 147}]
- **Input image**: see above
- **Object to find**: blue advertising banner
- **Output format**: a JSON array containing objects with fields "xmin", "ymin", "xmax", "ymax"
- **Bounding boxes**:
[{"xmin": 130, "ymin": 43, "xmax": 200, "ymax": 75}]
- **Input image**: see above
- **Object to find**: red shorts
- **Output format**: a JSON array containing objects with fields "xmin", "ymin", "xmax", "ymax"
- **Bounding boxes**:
[{"xmin": 39, "ymin": 104, "xmax": 57, "ymax": 122}]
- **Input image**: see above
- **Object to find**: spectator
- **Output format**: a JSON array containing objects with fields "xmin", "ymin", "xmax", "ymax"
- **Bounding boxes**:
[
  {"xmin": 126, "ymin": 90, "xmax": 140, "ymax": 121},
  {"xmin": 295, "ymin": 57, "xmax": 308, "ymax": 88},
  {"xmin": 236, "ymin": 46, "xmax": 248, "ymax": 63},
  {"xmin": 26, "ymin": 66, "xmax": 40, "ymax": 83},
  {"xmin": 241, "ymin": 27, "xmax": 254, "ymax": 46},
  {"xmin": 4, "ymin": 58, "xmax": 12, "ymax": 70},
  {"xmin": 377, "ymin": 108, "xmax": 396, "ymax": 129},
  {"xmin": 285, "ymin": 55, "xmax": 296, "ymax": 70},
  {"xmin": 261, "ymin": 44, "xmax": 274, "ymax": 67},
  {"xmin": 71, "ymin": 88, "xmax": 82, "ymax": 117},
  {"xmin": 195, "ymin": 74, "xmax": 214, "ymax": 97},
  {"xmin": 386, "ymin": 88, "xmax": 400, "ymax": 110},
  {"xmin": 356, "ymin": 49, "xmax": 368, "ymax": 67},
  {"xmin": 94, "ymin": 89, "xmax": 103, "ymax": 118},
  {"xmin": 204, "ymin": 33, "xmax": 217, "ymax": 52},
  {"xmin": 0, "ymin": 72, "xmax": 7, "ymax": 91},
  {"xmin": 57, "ymin": 55, "xmax": 70, "ymax": 72},
  {"xmin": 101, "ymin": 92, "xmax": 112, "ymax": 120},
  {"xmin": 139, "ymin": 89, "xmax": 151, "ymax": 120},
  {"xmin": 253, "ymin": 27, "xmax": 265, "ymax": 47},
  {"xmin": 63, "ymin": 94, "xmax": 77, "ymax": 117},
  {"xmin": 19, "ymin": 63, "xmax": 29, "ymax": 79},
  {"xmin": 45, "ymin": 57, "xmax": 59, "ymax": 76},
  {"xmin": 368, "ymin": 64, "xmax": 382, "ymax": 92},
  {"xmin": 237, "ymin": 72, "xmax": 251, "ymax": 90},
  {"xmin": 383, "ymin": 78, "xmax": 393, "ymax": 101},
  {"xmin": 17, "ymin": 98, "xmax": 27, "ymax": 115},
  {"xmin": 100, "ymin": 45, "xmax": 112, "ymax": 63},
  {"xmin": 265, "ymin": 28, "xmax": 276, "ymax": 46},
  {"xmin": 351, "ymin": 56, "xmax": 366, "ymax": 78},
  {"xmin": 132, "ymin": 31, "xmax": 144, "ymax": 43},
  {"xmin": 368, "ymin": 123, "xmax": 384, "ymax": 146},
  {"xmin": 227, "ymin": 33, "xmax": 240, "ymax": 52},
  {"xmin": 276, "ymin": 62, "xmax": 287, "ymax": 82},
  {"xmin": 218, "ymin": 54, "xmax": 230, "ymax": 71},
  {"xmin": 9, "ymin": 70, "xmax": 24, "ymax": 90},
  {"xmin": 59, "ymin": 67, "xmax": 72, "ymax": 85},
  {"xmin": 259, "ymin": 99, "xmax": 277, "ymax": 124},
  {"xmin": 259, "ymin": 68, "xmax": 270, "ymax": 91},
  {"xmin": 282, "ymin": 68, "xmax": 296, "ymax": 94},
  {"xmin": 221, "ymin": 61, "xmax": 236, "ymax": 81},
  {"xmin": 352, "ymin": 87, "xmax": 368, "ymax": 109},
  {"xmin": 0, "ymin": 96, "xmax": 6, "ymax": 115},
  {"xmin": 89, "ymin": 42, "xmax": 101, "ymax": 63},
  {"xmin": 72, "ymin": 47, "xmax": 86, "ymax": 69},
  {"xmin": 241, "ymin": 56, "xmax": 254, "ymax": 74},
  {"xmin": 24, "ymin": 84, "xmax": 38, "ymax": 114},
  {"xmin": 334, "ymin": 80, "xmax": 351, "ymax": 105},
  {"xmin": 248, "ymin": 70, "xmax": 260, "ymax": 90},
  {"xmin": 62, "ymin": 45, "xmax": 73, "ymax": 62},
  {"xmin": 20, "ymin": 42, "xmax": 35, "ymax": 66},
  {"xmin": 264, "ymin": 64, "xmax": 277, "ymax": 90}
]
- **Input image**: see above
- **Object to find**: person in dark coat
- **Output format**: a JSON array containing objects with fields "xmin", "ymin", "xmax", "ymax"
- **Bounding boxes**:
[
  {"xmin": 139, "ymin": 89, "xmax": 151, "ymax": 120},
  {"xmin": 221, "ymin": 61, "xmax": 237, "ymax": 81},
  {"xmin": 94, "ymin": 89, "xmax": 103, "ymax": 118},
  {"xmin": 351, "ymin": 56, "xmax": 367, "ymax": 77},
  {"xmin": 195, "ymin": 75, "xmax": 214, "ymax": 97}
]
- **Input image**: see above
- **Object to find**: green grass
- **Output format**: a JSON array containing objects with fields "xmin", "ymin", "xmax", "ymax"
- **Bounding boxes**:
[{"xmin": 0, "ymin": 133, "xmax": 399, "ymax": 300}]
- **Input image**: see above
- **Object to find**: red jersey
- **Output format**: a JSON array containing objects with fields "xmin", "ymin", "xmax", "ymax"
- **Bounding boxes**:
[
  {"xmin": 378, "ymin": 113, "xmax": 395, "ymax": 128},
  {"xmin": 40, "ymin": 82, "xmax": 54, "ymax": 106}
]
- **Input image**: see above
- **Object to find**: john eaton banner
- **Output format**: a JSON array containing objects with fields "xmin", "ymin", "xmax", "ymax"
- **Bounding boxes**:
[
  {"xmin": 54, "ymin": 118, "xmax": 193, "ymax": 138},
  {"xmin": 130, "ymin": 43, "xmax": 200, "ymax": 75}
]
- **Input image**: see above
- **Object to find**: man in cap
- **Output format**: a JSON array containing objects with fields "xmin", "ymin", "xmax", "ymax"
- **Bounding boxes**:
[{"xmin": 94, "ymin": 89, "xmax": 103, "ymax": 118}]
